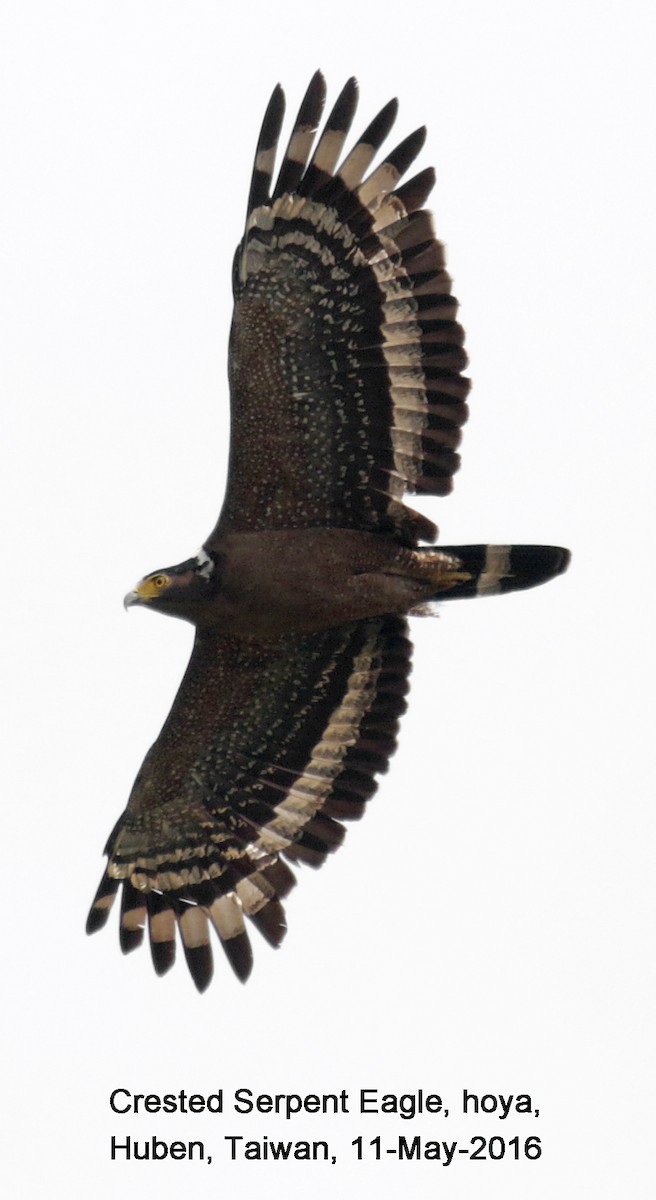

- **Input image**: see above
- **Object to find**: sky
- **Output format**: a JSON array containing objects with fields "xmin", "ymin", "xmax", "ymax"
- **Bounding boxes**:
[{"xmin": 2, "ymin": 2, "xmax": 655, "ymax": 1196}]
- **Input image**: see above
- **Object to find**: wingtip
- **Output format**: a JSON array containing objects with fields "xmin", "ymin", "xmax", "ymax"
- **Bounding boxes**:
[
  {"xmin": 300, "ymin": 70, "xmax": 327, "ymax": 118},
  {"xmin": 250, "ymin": 898, "xmax": 288, "ymax": 948},
  {"xmin": 119, "ymin": 925, "xmax": 145, "ymax": 954},
  {"xmin": 186, "ymin": 944, "xmax": 214, "ymax": 993},
  {"xmin": 224, "ymin": 930, "xmax": 254, "ymax": 982},
  {"xmin": 85, "ymin": 906, "xmax": 109, "ymax": 936},
  {"xmin": 340, "ymin": 75, "xmax": 359, "ymax": 115},
  {"xmin": 365, "ymin": 95, "xmax": 399, "ymax": 146},
  {"xmin": 86, "ymin": 869, "xmax": 119, "ymax": 934},
  {"xmin": 150, "ymin": 940, "xmax": 176, "ymax": 977},
  {"xmin": 263, "ymin": 83, "xmax": 286, "ymax": 135},
  {"xmin": 380, "ymin": 95, "xmax": 399, "ymax": 120}
]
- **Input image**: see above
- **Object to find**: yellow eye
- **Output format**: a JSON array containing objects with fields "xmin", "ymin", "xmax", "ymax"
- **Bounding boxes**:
[{"xmin": 133, "ymin": 572, "xmax": 172, "ymax": 602}]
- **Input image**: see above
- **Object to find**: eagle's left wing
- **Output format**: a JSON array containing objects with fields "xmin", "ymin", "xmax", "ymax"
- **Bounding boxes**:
[
  {"xmin": 87, "ymin": 617, "xmax": 410, "ymax": 989},
  {"xmin": 211, "ymin": 72, "xmax": 469, "ymax": 548}
]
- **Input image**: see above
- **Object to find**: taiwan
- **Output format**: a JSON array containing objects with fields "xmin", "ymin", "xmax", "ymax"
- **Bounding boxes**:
[
  {"xmin": 225, "ymin": 1135, "xmax": 330, "ymax": 1162},
  {"xmin": 111, "ymin": 1136, "xmax": 204, "ymax": 1161}
]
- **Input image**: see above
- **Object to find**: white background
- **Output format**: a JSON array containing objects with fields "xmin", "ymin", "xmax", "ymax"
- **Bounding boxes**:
[{"xmin": 2, "ymin": 1, "xmax": 654, "ymax": 1195}]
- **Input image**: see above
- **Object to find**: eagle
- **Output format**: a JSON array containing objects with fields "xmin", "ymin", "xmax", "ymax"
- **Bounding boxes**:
[{"xmin": 87, "ymin": 72, "xmax": 569, "ymax": 991}]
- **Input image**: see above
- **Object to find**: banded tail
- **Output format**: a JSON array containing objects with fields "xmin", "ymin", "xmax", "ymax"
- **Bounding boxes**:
[{"xmin": 423, "ymin": 544, "xmax": 570, "ymax": 602}]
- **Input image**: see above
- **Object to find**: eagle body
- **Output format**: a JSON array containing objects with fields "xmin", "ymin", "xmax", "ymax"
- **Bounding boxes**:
[
  {"xmin": 88, "ymin": 73, "xmax": 569, "ymax": 990},
  {"xmin": 156, "ymin": 528, "xmax": 468, "ymax": 636}
]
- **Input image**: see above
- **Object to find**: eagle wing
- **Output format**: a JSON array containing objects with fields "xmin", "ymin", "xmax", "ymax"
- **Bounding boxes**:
[
  {"xmin": 212, "ymin": 72, "xmax": 469, "ymax": 547},
  {"xmin": 88, "ymin": 617, "xmax": 411, "ymax": 990}
]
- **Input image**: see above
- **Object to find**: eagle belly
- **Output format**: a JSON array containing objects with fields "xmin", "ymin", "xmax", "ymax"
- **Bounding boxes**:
[{"xmin": 205, "ymin": 527, "xmax": 446, "ymax": 636}]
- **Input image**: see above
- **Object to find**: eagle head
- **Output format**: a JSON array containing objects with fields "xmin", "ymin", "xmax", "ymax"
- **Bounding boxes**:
[{"xmin": 124, "ymin": 548, "xmax": 217, "ymax": 622}]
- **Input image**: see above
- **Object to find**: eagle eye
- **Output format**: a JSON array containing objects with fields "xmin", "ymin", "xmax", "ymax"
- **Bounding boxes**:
[{"xmin": 151, "ymin": 574, "xmax": 169, "ymax": 589}]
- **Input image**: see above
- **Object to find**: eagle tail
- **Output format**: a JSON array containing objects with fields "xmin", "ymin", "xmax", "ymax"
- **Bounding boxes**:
[{"xmin": 413, "ymin": 544, "xmax": 570, "ymax": 607}]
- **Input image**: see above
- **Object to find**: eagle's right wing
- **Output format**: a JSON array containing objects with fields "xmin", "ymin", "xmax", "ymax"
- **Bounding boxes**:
[
  {"xmin": 87, "ymin": 616, "xmax": 411, "ymax": 990},
  {"xmin": 211, "ymin": 73, "xmax": 470, "ymax": 548}
]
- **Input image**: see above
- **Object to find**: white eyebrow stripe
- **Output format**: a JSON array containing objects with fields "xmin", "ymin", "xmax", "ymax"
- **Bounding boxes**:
[{"xmin": 195, "ymin": 547, "xmax": 215, "ymax": 579}]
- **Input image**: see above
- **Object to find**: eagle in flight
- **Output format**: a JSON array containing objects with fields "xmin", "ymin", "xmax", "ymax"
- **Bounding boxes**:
[{"xmin": 87, "ymin": 73, "xmax": 569, "ymax": 990}]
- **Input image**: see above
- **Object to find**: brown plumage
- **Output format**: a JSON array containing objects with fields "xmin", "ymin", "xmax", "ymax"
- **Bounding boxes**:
[{"xmin": 87, "ymin": 73, "xmax": 569, "ymax": 991}]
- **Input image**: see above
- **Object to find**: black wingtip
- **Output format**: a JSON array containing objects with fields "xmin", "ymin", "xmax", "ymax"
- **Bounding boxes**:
[
  {"xmin": 250, "ymin": 899, "xmax": 288, "ymax": 948},
  {"xmin": 184, "ymin": 944, "xmax": 214, "ymax": 993},
  {"xmin": 222, "ymin": 931, "xmax": 254, "ymax": 983},
  {"xmin": 360, "ymin": 96, "xmax": 399, "ymax": 151},
  {"xmin": 296, "ymin": 71, "xmax": 326, "ymax": 126},
  {"xmin": 261, "ymin": 83, "xmax": 286, "ymax": 140},
  {"xmin": 270, "ymin": 81, "xmax": 285, "ymax": 107},
  {"xmin": 307, "ymin": 68, "xmax": 326, "ymax": 94},
  {"xmin": 395, "ymin": 166, "xmax": 436, "ymax": 213},
  {"xmin": 332, "ymin": 76, "xmax": 359, "ymax": 128},
  {"xmin": 119, "ymin": 925, "xmax": 145, "ymax": 954},
  {"xmin": 150, "ymin": 939, "xmax": 176, "ymax": 977},
  {"xmin": 86, "ymin": 905, "xmax": 109, "ymax": 935},
  {"xmin": 387, "ymin": 125, "xmax": 427, "ymax": 177},
  {"xmin": 86, "ymin": 870, "xmax": 119, "ymax": 934}
]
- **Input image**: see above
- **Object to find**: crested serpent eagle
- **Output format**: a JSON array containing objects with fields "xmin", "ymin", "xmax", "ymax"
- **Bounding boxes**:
[{"xmin": 87, "ymin": 73, "xmax": 569, "ymax": 990}]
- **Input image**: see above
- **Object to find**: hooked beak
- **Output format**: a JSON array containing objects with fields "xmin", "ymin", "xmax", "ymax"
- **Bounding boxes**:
[{"xmin": 123, "ymin": 575, "xmax": 168, "ymax": 610}]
